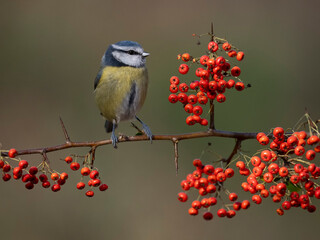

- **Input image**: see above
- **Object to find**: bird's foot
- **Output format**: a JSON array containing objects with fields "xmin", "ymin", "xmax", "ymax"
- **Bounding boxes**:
[
  {"xmin": 111, "ymin": 130, "xmax": 118, "ymax": 149},
  {"xmin": 135, "ymin": 116, "xmax": 153, "ymax": 143}
]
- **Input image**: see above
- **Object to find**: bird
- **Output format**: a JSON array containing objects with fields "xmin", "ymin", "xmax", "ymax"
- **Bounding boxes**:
[{"xmin": 94, "ymin": 40, "xmax": 152, "ymax": 148}]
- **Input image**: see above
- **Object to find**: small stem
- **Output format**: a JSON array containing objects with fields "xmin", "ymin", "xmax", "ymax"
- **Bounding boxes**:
[
  {"xmin": 60, "ymin": 116, "xmax": 71, "ymax": 143},
  {"xmin": 209, "ymin": 100, "xmax": 215, "ymax": 130},
  {"xmin": 173, "ymin": 138, "xmax": 179, "ymax": 175},
  {"xmin": 226, "ymin": 139, "xmax": 242, "ymax": 166}
]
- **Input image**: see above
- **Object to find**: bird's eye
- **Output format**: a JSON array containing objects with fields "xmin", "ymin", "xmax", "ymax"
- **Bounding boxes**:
[{"xmin": 128, "ymin": 50, "xmax": 137, "ymax": 55}]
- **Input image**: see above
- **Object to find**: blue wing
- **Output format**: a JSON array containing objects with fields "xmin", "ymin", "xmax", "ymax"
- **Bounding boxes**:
[{"xmin": 94, "ymin": 68, "xmax": 103, "ymax": 90}]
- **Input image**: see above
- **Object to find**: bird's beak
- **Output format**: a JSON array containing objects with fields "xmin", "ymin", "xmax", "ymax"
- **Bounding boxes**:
[{"xmin": 142, "ymin": 52, "xmax": 150, "ymax": 57}]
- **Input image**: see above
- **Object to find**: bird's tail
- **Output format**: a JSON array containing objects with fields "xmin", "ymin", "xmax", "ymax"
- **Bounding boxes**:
[{"xmin": 104, "ymin": 120, "xmax": 117, "ymax": 133}]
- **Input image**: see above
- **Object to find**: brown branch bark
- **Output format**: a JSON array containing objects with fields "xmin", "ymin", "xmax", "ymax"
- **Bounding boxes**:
[{"xmin": 1, "ymin": 129, "xmax": 257, "ymax": 157}]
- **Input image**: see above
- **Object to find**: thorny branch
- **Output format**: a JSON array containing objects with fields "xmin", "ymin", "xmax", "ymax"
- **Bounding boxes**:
[{"xmin": 1, "ymin": 118, "xmax": 257, "ymax": 173}]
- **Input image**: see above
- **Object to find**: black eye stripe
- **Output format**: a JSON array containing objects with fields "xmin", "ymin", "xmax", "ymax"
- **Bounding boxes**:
[{"xmin": 127, "ymin": 50, "xmax": 140, "ymax": 55}]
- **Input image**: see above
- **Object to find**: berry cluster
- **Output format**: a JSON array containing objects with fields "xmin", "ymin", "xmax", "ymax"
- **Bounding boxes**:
[
  {"xmin": 0, "ymin": 149, "xmax": 108, "ymax": 197},
  {"xmin": 178, "ymin": 159, "xmax": 250, "ymax": 220},
  {"xmin": 239, "ymin": 126, "xmax": 319, "ymax": 215},
  {"xmin": 168, "ymin": 34, "xmax": 247, "ymax": 126}
]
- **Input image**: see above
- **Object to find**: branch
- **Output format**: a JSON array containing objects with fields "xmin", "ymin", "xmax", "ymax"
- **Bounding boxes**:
[
  {"xmin": 1, "ymin": 128, "xmax": 257, "ymax": 157},
  {"xmin": 225, "ymin": 138, "xmax": 242, "ymax": 165}
]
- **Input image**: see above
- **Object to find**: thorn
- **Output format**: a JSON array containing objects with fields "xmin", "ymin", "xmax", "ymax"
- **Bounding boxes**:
[
  {"xmin": 59, "ymin": 116, "xmax": 71, "ymax": 143},
  {"xmin": 173, "ymin": 139, "xmax": 179, "ymax": 175}
]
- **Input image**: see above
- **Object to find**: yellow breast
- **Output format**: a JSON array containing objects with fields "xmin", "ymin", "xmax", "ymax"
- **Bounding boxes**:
[{"xmin": 94, "ymin": 66, "xmax": 148, "ymax": 122}]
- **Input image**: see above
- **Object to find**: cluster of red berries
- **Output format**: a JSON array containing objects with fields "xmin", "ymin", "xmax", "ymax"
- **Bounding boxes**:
[
  {"xmin": 0, "ymin": 149, "xmax": 108, "ymax": 197},
  {"xmin": 168, "ymin": 36, "xmax": 247, "ymax": 126},
  {"xmin": 178, "ymin": 159, "xmax": 250, "ymax": 220},
  {"xmin": 237, "ymin": 127, "xmax": 319, "ymax": 215},
  {"xmin": 64, "ymin": 156, "xmax": 108, "ymax": 197}
]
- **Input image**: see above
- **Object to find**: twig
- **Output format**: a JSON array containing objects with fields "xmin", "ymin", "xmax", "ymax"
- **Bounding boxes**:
[
  {"xmin": 60, "ymin": 116, "xmax": 71, "ymax": 143},
  {"xmin": 225, "ymin": 139, "xmax": 242, "ymax": 165},
  {"xmin": 173, "ymin": 138, "xmax": 179, "ymax": 175}
]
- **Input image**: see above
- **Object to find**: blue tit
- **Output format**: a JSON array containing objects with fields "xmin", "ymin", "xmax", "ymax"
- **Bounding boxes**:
[{"xmin": 94, "ymin": 40, "xmax": 152, "ymax": 148}]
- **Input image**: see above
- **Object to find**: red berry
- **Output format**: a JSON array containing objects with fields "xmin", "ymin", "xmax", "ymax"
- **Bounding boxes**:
[
  {"xmin": 279, "ymin": 167, "xmax": 289, "ymax": 177},
  {"xmin": 273, "ymin": 127, "xmax": 284, "ymax": 138},
  {"xmin": 187, "ymin": 95, "xmax": 198, "ymax": 105},
  {"xmin": 215, "ymin": 56, "xmax": 225, "ymax": 67},
  {"xmin": 208, "ymin": 41, "xmax": 218, "ymax": 52},
  {"xmin": 231, "ymin": 66, "xmax": 241, "ymax": 77},
  {"xmin": 177, "ymin": 93, "xmax": 188, "ymax": 104},
  {"xmin": 225, "ymin": 168, "xmax": 235, "ymax": 178},
  {"xmin": 179, "ymin": 83, "xmax": 189, "ymax": 92},
  {"xmin": 64, "ymin": 156, "xmax": 73, "ymax": 164},
  {"xmin": 222, "ymin": 42, "xmax": 231, "ymax": 51},
  {"xmin": 77, "ymin": 182, "xmax": 85, "ymax": 190},
  {"xmin": 261, "ymin": 150, "xmax": 272, "ymax": 161},
  {"xmin": 199, "ymin": 55, "xmax": 209, "ymax": 65},
  {"xmin": 235, "ymin": 82, "xmax": 245, "ymax": 91},
  {"xmin": 226, "ymin": 79, "xmax": 235, "ymax": 88},
  {"xmin": 216, "ymin": 94, "xmax": 226, "ymax": 103},
  {"xmin": 200, "ymin": 118, "xmax": 208, "ymax": 126},
  {"xmin": 8, "ymin": 148, "xmax": 17, "ymax": 158},
  {"xmin": 25, "ymin": 182, "xmax": 34, "ymax": 190},
  {"xmin": 168, "ymin": 94, "xmax": 178, "ymax": 103},
  {"xmin": 42, "ymin": 181, "xmax": 51, "ymax": 188},
  {"xmin": 203, "ymin": 212, "xmax": 213, "ymax": 220},
  {"xmin": 18, "ymin": 160, "xmax": 29, "ymax": 169},
  {"xmin": 188, "ymin": 208, "xmax": 198, "ymax": 216},
  {"xmin": 170, "ymin": 76, "xmax": 180, "ymax": 85},
  {"xmin": 92, "ymin": 179, "xmax": 101, "ymax": 187},
  {"xmin": 252, "ymin": 195, "xmax": 262, "ymax": 204},
  {"xmin": 186, "ymin": 116, "xmax": 196, "ymax": 126},
  {"xmin": 276, "ymin": 208, "xmax": 284, "ymax": 216},
  {"xmin": 260, "ymin": 189, "xmax": 269, "ymax": 198},
  {"xmin": 2, "ymin": 173, "xmax": 11, "ymax": 181},
  {"xmin": 178, "ymin": 192, "xmax": 188, "ymax": 202},
  {"xmin": 192, "ymin": 200, "xmax": 201, "ymax": 209},
  {"xmin": 228, "ymin": 50, "xmax": 237, "ymax": 57},
  {"xmin": 258, "ymin": 135, "xmax": 269, "ymax": 145},
  {"xmin": 263, "ymin": 172, "xmax": 273, "ymax": 183},
  {"xmin": 179, "ymin": 64, "xmax": 189, "ymax": 74},
  {"xmin": 216, "ymin": 172, "xmax": 226, "ymax": 182},
  {"xmin": 81, "ymin": 167, "xmax": 91, "ymax": 176},
  {"xmin": 294, "ymin": 146, "xmax": 305, "ymax": 156},
  {"xmin": 236, "ymin": 51, "xmax": 244, "ymax": 61},
  {"xmin": 181, "ymin": 53, "xmax": 190, "ymax": 62},
  {"xmin": 233, "ymin": 202, "xmax": 241, "ymax": 211},
  {"xmin": 51, "ymin": 173, "xmax": 60, "ymax": 181},
  {"xmin": 236, "ymin": 161, "xmax": 246, "ymax": 170},
  {"xmin": 85, "ymin": 190, "xmax": 94, "ymax": 197},
  {"xmin": 251, "ymin": 156, "xmax": 261, "ymax": 167},
  {"xmin": 308, "ymin": 135, "xmax": 319, "ymax": 145},
  {"xmin": 90, "ymin": 170, "xmax": 99, "ymax": 179},
  {"xmin": 29, "ymin": 166, "xmax": 38, "ymax": 175},
  {"xmin": 217, "ymin": 208, "xmax": 227, "ymax": 217},
  {"xmin": 70, "ymin": 162, "xmax": 80, "ymax": 171},
  {"xmin": 193, "ymin": 106, "xmax": 203, "ymax": 116},
  {"xmin": 241, "ymin": 200, "xmax": 250, "ymax": 209},
  {"xmin": 3, "ymin": 164, "xmax": 11, "ymax": 172},
  {"xmin": 229, "ymin": 193, "xmax": 238, "ymax": 201},
  {"xmin": 51, "ymin": 184, "xmax": 61, "ymax": 192},
  {"xmin": 227, "ymin": 210, "xmax": 236, "ymax": 218},
  {"xmin": 306, "ymin": 150, "xmax": 316, "ymax": 160},
  {"xmin": 169, "ymin": 84, "xmax": 178, "ymax": 93},
  {"xmin": 60, "ymin": 172, "xmax": 68, "ymax": 180},
  {"xmin": 99, "ymin": 184, "xmax": 109, "ymax": 191},
  {"xmin": 39, "ymin": 174, "xmax": 48, "ymax": 182}
]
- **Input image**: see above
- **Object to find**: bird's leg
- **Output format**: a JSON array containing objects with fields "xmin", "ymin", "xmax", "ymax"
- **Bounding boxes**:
[
  {"xmin": 111, "ymin": 119, "xmax": 118, "ymax": 148},
  {"xmin": 135, "ymin": 115, "xmax": 153, "ymax": 143}
]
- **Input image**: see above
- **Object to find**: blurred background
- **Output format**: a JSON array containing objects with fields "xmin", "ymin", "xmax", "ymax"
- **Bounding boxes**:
[{"xmin": 0, "ymin": 0, "xmax": 319, "ymax": 239}]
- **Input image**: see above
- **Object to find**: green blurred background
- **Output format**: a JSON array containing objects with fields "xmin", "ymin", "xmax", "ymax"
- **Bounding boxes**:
[{"xmin": 0, "ymin": 0, "xmax": 319, "ymax": 239}]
